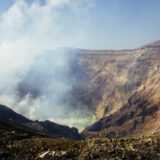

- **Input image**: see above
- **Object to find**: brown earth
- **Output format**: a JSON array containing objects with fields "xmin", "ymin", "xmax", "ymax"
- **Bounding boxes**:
[{"xmin": 71, "ymin": 41, "xmax": 160, "ymax": 137}]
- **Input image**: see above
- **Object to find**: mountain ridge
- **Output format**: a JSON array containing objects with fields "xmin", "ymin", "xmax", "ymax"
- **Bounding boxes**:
[{"xmin": 0, "ymin": 104, "xmax": 81, "ymax": 139}]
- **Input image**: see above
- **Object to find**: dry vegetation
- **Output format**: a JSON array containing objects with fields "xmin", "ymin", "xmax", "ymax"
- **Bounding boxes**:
[{"xmin": 1, "ymin": 130, "xmax": 160, "ymax": 160}]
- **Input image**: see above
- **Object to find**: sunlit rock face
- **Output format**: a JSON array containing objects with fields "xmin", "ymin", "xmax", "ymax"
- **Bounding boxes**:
[
  {"xmin": 73, "ymin": 42, "xmax": 160, "ymax": 118},
  {"xmin": 82, "ymin": 41, "xmax": 160, "ymax": 137}
]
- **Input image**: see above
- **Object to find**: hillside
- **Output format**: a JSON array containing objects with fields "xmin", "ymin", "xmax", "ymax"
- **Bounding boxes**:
[
  {"xmin": 78, "ymin": 41, "xmax": 160, "ymax": 137},
  {"xmin": 0, "ymin": 104, "xmax": 81, "ymax": 139}
]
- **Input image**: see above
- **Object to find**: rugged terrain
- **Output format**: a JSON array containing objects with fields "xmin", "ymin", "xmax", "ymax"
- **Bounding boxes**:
[
  {"xmin": 15, "ymin": 40, "xmax": 160, "ymax": 133},
  {"xmin": 0, "ymin": 104, "xmax": 80, "ymax": 139},
  {"xmin": 1, "ymin": 134, "xmax": 160, "ymax": 160},
  {"xmin": 74, "ymin": 41, "xmax": 160, "ymax": 119},
  {"xmin": 72, "ymin": 41, "xmax": 160, "ymax": 137},
  {"xmin": 0, "ymin": 41, "xmax": 160, "ymax": 159},
  {"xmin": 1, "ymin": 106, "xmax": 160, "ymax": 160}
]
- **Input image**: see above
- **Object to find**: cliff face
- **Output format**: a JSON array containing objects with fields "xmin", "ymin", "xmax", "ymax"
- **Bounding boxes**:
[{"xmin": 71, "ymin": 41, "xmax": 160, "ymax": 137}]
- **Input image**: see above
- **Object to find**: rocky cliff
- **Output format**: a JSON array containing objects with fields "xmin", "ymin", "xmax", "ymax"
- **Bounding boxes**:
[{"xmin": 78, "ymin": 41, "xmax": 160, "ymax": 137}]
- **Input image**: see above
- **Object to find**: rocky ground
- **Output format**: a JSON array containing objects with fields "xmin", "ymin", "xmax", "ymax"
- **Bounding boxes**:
[{"xmin": 1, "ymin": 131, "xmax": 160, "ymax": 160}]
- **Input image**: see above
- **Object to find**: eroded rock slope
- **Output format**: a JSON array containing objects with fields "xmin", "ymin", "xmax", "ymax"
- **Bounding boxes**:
[{"xmin": 79, "ymin": 41, "xmax": 160, "ymax": 137}]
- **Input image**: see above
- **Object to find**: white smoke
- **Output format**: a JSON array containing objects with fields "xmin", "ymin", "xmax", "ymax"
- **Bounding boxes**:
[{"xmin": 0, "ymin": 0, "xmax": 95, "ymax": 130}]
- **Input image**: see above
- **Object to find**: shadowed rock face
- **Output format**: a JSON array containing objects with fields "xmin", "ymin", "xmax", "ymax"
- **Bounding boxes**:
[
  {"xmin": 0, "ymin": 104, "xmax": 81, "ymax": 139},
  {"xmin": 80, "ymin": 41, "xmax": 160, "ymax": 137}
]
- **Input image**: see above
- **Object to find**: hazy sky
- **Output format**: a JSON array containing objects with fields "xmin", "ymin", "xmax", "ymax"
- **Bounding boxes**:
[{"xmin": 0, "ymin": 0, "xmax": 160, "ymax": 49}]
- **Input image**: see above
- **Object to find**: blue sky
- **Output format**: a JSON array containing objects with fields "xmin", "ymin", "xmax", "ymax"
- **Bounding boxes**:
[
  {"xmin": 90, "ymin": 0, "xmax": 160, "ymax": 48},
  {"xmin": 0, "ymin": 0, "xmax": 160, "ymax": 49}
]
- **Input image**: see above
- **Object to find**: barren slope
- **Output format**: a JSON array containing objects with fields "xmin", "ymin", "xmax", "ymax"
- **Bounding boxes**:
[{"xmin": 79, "ymin": 41, "xmax": 160, "ymax": 137}]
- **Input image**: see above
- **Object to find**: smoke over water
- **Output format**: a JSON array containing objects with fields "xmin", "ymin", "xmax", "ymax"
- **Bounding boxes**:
[{"xmin": 0, "ymin": 0, "xmax": 95, "ymax": 130}]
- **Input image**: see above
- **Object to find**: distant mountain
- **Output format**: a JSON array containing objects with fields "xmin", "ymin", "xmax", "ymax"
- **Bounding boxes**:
[{"xmin": 0, "ymin": 104, "xmax": 81, "ymax": 139}]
